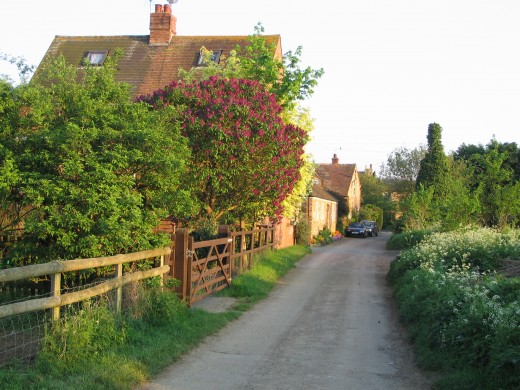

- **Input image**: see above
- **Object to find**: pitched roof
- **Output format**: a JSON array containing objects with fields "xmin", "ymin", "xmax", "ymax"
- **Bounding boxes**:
[
  {"xmin": 39, "ymin": 34, "xmax": 282, "ymax": 99},
  {"xmin": 315, "ymin": 163, "xmax": 357, "ymax": 197},
  {"xmin": 310, "ymin": 183, "xmax": 338, "ymax": 202}
]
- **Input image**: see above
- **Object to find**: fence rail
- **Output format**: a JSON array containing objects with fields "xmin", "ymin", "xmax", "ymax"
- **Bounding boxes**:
[
  {"xmin": 0, "ymin": 247, "xmax": 171, "ymax": 321},
  {"xmin": 0, "ymin": 225, "xmax": 279, "ymax": 367}
]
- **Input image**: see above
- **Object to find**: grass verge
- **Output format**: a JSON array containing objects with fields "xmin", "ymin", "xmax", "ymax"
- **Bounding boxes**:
[{"xmin": 0, "ymin": 245, "xmax": 310, "ymax": 389}]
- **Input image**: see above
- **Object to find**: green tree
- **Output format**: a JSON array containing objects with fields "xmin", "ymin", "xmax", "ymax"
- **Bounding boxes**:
[
  {"xmin": 1, "ymin": 55, "xmax": 191, "ymax": 265},
  {"xmin": 139, "ymin": 76, "xmax": 308, "ymax": 225},
  {"xmin": 398, "ymin": 186, "xmax": 438, "ymax": 232},
  {"xmin": 359, "ymin": 173, "xmax": 394, "ymax": 228},
  {"xmin": 0, "ymin": 52, "xmax": 35, "ymax": 84},
  {"xmin": 471, "ymin": 145, "xmax": 515, "ymax": 227},
  {"xmin": 439, "ymin": 157, "xmax": 480, "ymax": 230},
  {"xmin": 416, "ymin": 123, "xmax": 450, "ymax": 197},
  {"xmin": 379, "ymin": 145, "xmax": 426, "ymax": 196},
  {"xmin": 454, "ymin": 139, "xmax": 520, "ymax": 227},
  {"xmin": 178, "ymin": 23, "xmax": 324, "ymax": 110},
  {"xmin": 359, "ymin": 204, "xmax": 384, "ymax": 229}
]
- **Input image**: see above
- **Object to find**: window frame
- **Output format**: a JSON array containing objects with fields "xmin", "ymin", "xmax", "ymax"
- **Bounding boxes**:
[
  {"xmin": 196, "ymin": 49, "xmax": 222, "ymax": 67},
  {"xmin": 83, "ymin": 50, "xmax": 109, "ymax": 66}
]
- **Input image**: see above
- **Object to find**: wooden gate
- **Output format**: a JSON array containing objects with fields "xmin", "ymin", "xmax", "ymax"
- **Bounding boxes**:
[{"xmin": 173, "ymin": 226, "xmax": 275, "ymax": 305}]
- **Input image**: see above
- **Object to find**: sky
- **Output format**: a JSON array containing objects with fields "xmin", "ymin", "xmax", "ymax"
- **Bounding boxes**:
[{"xmin": 1, "ymin": 0, "xmax": 519, "ymax": 172}]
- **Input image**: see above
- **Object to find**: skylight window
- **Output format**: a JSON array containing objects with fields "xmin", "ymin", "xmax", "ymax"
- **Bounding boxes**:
[
  {"xmin": 196, "ymin": 48, "xmax": 222, "ymax": 66},
  {"xmin": 84, "ymin": 50, "xmax": 108, "ymax": 66}
]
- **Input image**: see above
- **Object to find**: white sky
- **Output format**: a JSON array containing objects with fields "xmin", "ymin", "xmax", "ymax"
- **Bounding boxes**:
[{"xmin": 1, "ymin": 0, "xmax": 519, "ymax": 172}]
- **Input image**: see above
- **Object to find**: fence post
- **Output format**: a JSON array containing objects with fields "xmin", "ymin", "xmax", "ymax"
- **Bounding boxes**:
[
  {"xmin": 218, "ymin": 225, "xmax": 232, "ymax": 281},
  {"xmin": 50, "ymin": 272, "xmax": 61, "ymax": 321},
  {"xmin": 174, "ymin": 228, "xmax": 189, "ymax": 301},
  {"xmin": 115, "ymin": 263, "xmax": 123, "ymax": 314},
  {"xmin": 187, "ymin": 236, "xmax": 194, "ymax": 304}
]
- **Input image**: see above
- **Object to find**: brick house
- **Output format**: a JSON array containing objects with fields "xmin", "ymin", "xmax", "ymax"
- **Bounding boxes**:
[
  {"xmin": 315, "ymin": 154, "xmax": 362, "ymax": 227},
  {"xmin": 302, "ymin": 180, "xmax": 338, "ymax": 241},
  {"xmin": 35, "ymin": 4, "xmax": 295, "ymax": 247}
]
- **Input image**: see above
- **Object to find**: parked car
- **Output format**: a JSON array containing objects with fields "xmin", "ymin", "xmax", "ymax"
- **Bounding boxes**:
[
  {"xmin": 345, "ymin": 222, "xmax": 368, "ymax": 238},
  {"xmin": 361, "ymin": 220, "xmax": 378, "ymax": 237}
]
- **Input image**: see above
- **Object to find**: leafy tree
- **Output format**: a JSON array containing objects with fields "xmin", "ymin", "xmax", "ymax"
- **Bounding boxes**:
[
  {"xmin": 1, "ymin": 55, "xmax": 191, "ymax": 265},
  {"xmin": 359, "ymin": 173, "xmax": 394, "ymax": 228},
  {"xmin": 283, "ymin": 154, "xmax": 315, "ymax": 222},
  {"xmin": 139, "ymin": 76, "xmax": 308, "ymax": 225},
  {"xmin": 455, "ymin": 139, "xmax": 520, "ymax": 183},
  {"xmin": 0, "ymin": 52, "xmax": 35, "ymax": 84},
  {"xmin": 471, "ymin": 145, "xmax": 515, "ymax": 227},
  {"xmin": 178, "ymin": 23, "xmax": 324, "ymax": 110},
  {"xmin": 438, "ymin": 157, "xmax": 480, "ymax": 230},
  {"xmin": 416, "ymin": 123, "xmax": 450, "ymax": 197},
  {"xmin": 0, "ymin": 80, "xmax": 24, "ymax": 241},
  {"xmin": 397, "ymin": 186, "xmax": 438, "ymax": 232},
  {"xmin": 359, "ymin": 204, "xmax": 383, "ymax": 229},
  {"xmin": 454, "ymin": 139, "xmax": 520, "ymax": 227},
  {"xmin": 379, "ymin": 145, "xmax": 426, "ymax": 195}
]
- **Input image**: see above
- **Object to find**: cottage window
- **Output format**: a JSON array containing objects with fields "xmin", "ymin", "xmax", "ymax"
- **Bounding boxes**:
[
  {"xmin": 197, "ymin": 48, "xmax": 222, "ymax": 66},
  {"xmin": 84, "ymin": 50, "xmax": 108, "ymax": 66}
]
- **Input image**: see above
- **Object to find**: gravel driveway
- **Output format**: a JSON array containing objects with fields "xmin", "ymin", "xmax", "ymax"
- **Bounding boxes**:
[{"xmin": 137, "ymin": 232, "xmax": 434, "ymax": 390}]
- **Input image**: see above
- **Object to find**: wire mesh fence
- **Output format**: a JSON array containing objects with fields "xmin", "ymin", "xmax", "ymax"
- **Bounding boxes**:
[{"xmin": 0, "ymin": 278, "xmax": 152, "ymax": 368}]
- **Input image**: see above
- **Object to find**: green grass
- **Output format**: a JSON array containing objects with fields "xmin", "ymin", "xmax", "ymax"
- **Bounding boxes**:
[
  {"xmin": 222, "ymin": 245, "xmax": 311, "ymax": 309},
  {"xmin": 0, "ymin": 245, "xmax": 310, "ymax": 389}
]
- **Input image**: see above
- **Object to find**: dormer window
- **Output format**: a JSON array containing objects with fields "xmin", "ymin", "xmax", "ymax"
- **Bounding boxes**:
[
  {"xmin": 84, "ymin": 50, "xmax": 108, "ymax": 66},
  {"xmin": 196, "ymin": 48, "xmax": 222, "ymax": 66}
]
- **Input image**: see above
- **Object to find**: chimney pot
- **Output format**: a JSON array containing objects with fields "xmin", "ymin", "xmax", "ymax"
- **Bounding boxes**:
[
  {"xmin": 332, "ymin": 154, "xmax": 339, "ymax": 165},
  {"xmin": 150, "ymin": 3, "xmax": 177, "ymax": 45}
]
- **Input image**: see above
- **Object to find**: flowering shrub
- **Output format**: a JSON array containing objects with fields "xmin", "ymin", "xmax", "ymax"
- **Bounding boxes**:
[
  {"xmin": 138, "ymin": 77, "xmax": 308, "ymax": 223},
  {"xmin": 332, "ymin": 230, "xmax": 343, "ymax": 241},
  {"xmin": 389, "ymin": 228, "xmax": 520, "ymax": 389}
]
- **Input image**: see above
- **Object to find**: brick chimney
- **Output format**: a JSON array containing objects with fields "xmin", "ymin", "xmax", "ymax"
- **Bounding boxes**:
[
  {"xmin": 332, "ymin": 153, "xmax": 339, "ymax": 165},
  {"xmin": 150, "ymin": 3, "xmax": 177, "ymax": 45}
]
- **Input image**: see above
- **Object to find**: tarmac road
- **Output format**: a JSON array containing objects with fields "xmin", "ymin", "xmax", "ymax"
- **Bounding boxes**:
[{"xmin": 137, "ymin": 232, "xmax": 434, "ymax": 390}]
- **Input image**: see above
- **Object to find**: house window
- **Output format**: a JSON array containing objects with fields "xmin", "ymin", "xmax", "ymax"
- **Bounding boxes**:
[
  {"xmin": 197, "ymin": 48, "xmax": 222, "ymax": 66},
  {"xmin": 84, "ymin": 50, "xmax": 108, "ymax": 66}
]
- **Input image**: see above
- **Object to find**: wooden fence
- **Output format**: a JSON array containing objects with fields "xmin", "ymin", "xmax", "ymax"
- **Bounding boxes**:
[
  {"xmin": 0, "ymin": 247, "xmax": 171, "ymax": 321},
  {"xmin": 0, "ymin": 225, "xmax": 276, "ymax": 317},
  {"xmin": 173, "ymin": 226, "xmax": 275, "ymax": 305}
]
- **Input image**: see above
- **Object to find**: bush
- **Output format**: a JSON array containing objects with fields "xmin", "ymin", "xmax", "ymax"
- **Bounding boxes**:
[
  {"xmin": 313, "ymin": 227, "xmax": 333, "ymax": 246},
  {"xmin": 389, "ymin": 228, "xmax": 520, "ymax": 389},
  {"xmin": 386, "ymin": 229, "xmax": 434, "ymax": 250},
  {"xmin": 294, "ymin": 218, "xmax": 311, "ymax": 245}
]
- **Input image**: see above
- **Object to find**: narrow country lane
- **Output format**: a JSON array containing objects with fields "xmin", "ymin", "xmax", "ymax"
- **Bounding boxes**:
[{"xmin": 137, "ymin": 232, "xmax": 433, "ymax": 390}]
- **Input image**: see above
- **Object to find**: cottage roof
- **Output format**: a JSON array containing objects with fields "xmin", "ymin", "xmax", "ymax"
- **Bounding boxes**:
[
  {"xmin": 310, "ymin": 183, "xmax": 338, "ymax": 202},
  {"xmin": 37, "ymin": 5, "xmax": 282, "ymax": 99},
  {"xmin": 315, "ymin": 162, "xmax": 357, "ymax": 198}
]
